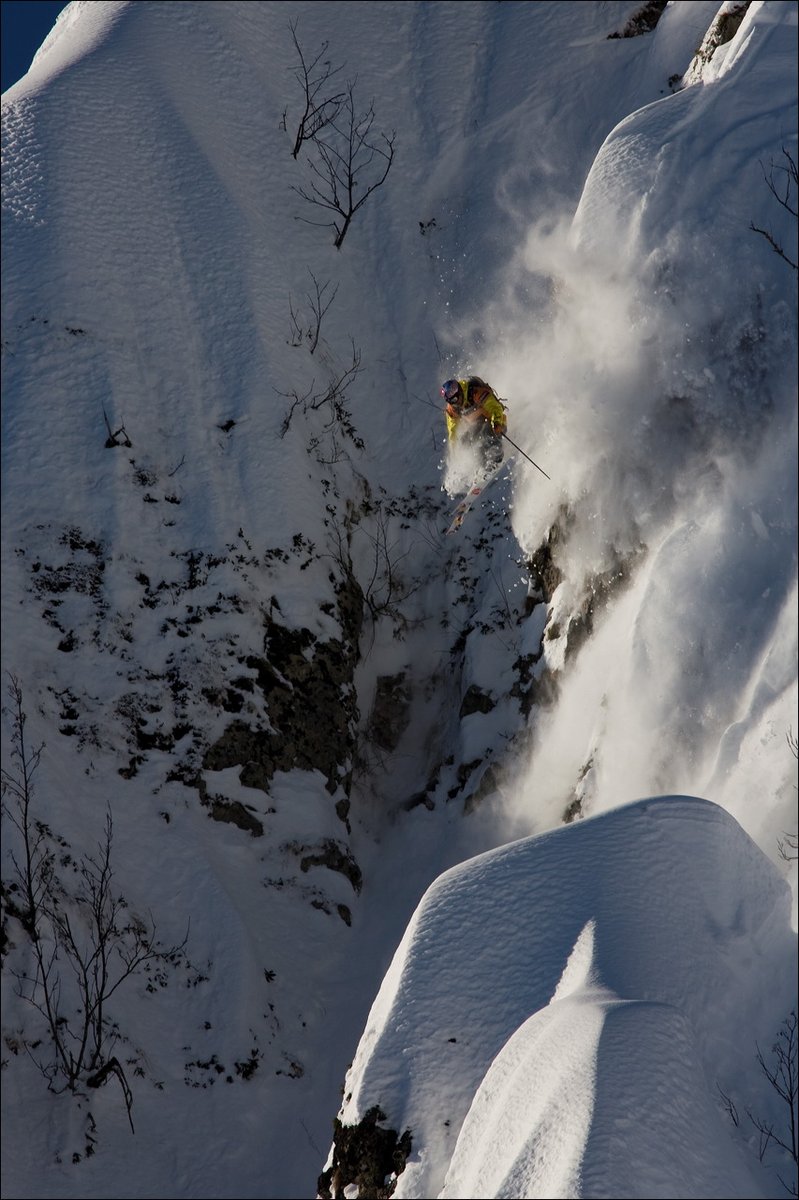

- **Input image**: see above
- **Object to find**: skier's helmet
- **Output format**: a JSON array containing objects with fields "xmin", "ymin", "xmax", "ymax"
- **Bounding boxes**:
[{"xmin": 441, "ymin": 379, "xmax": 462, "ymax": 404}]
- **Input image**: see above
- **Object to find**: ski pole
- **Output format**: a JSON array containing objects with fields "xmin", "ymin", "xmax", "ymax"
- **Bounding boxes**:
[{"xmin": 502, "ymin": 432, "xmax": 551, "ymax": 480}]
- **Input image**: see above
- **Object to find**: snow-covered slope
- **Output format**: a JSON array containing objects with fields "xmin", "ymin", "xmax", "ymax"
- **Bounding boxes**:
[
  {"xmin": 327, "ymin": 797, "xmax": 793, "ymax": 1199},
  {"xmin": 2, "ymin": 2, "xmax": 797, "ymax": 1198}
]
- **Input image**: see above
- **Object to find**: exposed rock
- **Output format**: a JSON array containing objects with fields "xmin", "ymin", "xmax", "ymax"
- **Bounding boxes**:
[
  {"xmin": 458, "ymin": 684, "xmax": 495, "ymax": 719},
  {"xmin": 463, "ymin": 763, "xmax": 500, "ymax": 813},
  {"xmin": 682, "ymin": 3, "xmax": 751, "ymax": 85},
  {"xmin": 368, "ymin": 673, "xmax": 411, "ymax": 752},
  {"xmin": 563, "ymin": 796, "xmax": 583, "ymax": 824},
  {"xmin": 295, "ymin": 838, "xmax": 363, "ymax": 894},
  {"xmin": 189, "ymin": 775, "xmax": 266, "ymax": 836},
  {"xmin": 208, "ymin": 796, "xmax": 264, "ymax": 838},
  {"xmin": 335, "ymin": 570, "xmax": 365, "ymax": 654},
  {"xmin": 203, "ymin": 611, "xmax": 361, "ymax": 797},
  {"xmin": 447, "ymin": 757, "xmax": 483, "ymax": 801},
  {"xmin": 524, "ymin": 521, "xmax": 565, "ymax": 611},
  {"xmin": 564, "ymin": 550, "xmax": 640, "ymax": 663},
  {"xmin": 403, "ymin": 789, "xmax": 435, "ymax": 812},
  {"xmin": 317, "ymin": 1106, "xmax": 412, "ymax": 1200},
  {"xmin": 335, "ymin": 797, "xmax": 351, "ymax": 829},
  {"xmin": 607, "ymin": 0, "xmax": 668, "ymax": 39},
  {"xmin": 563, "ymin": 757, "xmax": 595, "ymax": 825},
  {"xmin": 510, "ymin": 651, "xmax": 560, "ymax": 718}
]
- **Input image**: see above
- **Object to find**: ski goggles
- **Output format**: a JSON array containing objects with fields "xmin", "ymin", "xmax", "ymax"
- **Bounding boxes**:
[{"xmin": 441, "ymin": 380, "xmax": 461, "ymax": 401}]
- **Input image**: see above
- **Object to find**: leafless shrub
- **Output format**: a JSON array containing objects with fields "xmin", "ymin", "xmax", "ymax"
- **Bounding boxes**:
[
  {"xmin": 721, "ymin": 1012, "xmax": 798, "ymax": 1196},
  {"xmin": 1, "ymin": 675, "xmax": 189, "ymax": 1132},
  {"xmin": 718, "ymin": 1081, "xmax": 740, "ymax": 1126},
  {"xmin": 102, "ymin": 406, "xmax": 131, "ymax": 449},
  {"xmin": 357, "ymin": 506, "xmax": 417, "ymax": 624},
  {"xmin": 287, "ymin": 270, "xmax": 339, "ymax": 355},
  {"xmin": 277, "ymin": 341, "xmax": 364, "ymax": 459},
  {"xmin": 1, "ymin": 676, "xmax": 46, "ymax": 943},
  {"xmin": 292, "ymin": 84, "xmax": 396, "ymax": 249},
  {"xmin": 324, "ymin": 488, "xmax": 425, "ymax": 634},
  {"xmin": 780, "ymin": 833, "xmax": 799, "ymax": 863},
  {"xmin": 747, "ymin": 1013, "xmax": 798, "ymax": 1195},
  {"xmin": 288, "ymin": 19, "xmax": 346, "ymax": 160},
  {"xmin": 750, "ymin": 148, "xmax": 798, "ymax": 270}
]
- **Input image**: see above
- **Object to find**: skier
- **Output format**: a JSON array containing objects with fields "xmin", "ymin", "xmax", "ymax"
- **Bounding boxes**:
[{"xmin": 441, "ymin": 377, "xmax": 507, "ymax": 471}]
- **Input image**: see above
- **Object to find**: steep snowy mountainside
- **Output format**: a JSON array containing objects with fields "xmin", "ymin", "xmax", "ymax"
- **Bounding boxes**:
[
  {"xmin": 1, "ymin": 3, "xmax": 797, "ymax": 1199},
  {"xmin": 320, "ymin": 1, "xmax": 798, "ymax": 1195},
  {"xmin": 1, "ymin": 0, "xmax": 701, "ymax": 909},
  {"xmin": 1, "ymin": 0, "xmax": 677, "ymax": 552}
]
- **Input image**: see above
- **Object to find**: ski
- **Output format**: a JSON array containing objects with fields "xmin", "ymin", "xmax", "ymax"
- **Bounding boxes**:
[{"xmin": 445, "ymin": 458, "xmax": 510, "ymax": 535}]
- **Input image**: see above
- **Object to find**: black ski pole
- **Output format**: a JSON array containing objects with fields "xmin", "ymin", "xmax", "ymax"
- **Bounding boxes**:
[{"xmin": 502, "ymin": 432, "xmax": 551, "ymax": 480}]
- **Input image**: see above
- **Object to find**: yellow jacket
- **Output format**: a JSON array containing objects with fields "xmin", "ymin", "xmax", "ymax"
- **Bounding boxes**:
[{"xmin": 446, "ymin": 378, "xmax": 507, "ymax": 441}]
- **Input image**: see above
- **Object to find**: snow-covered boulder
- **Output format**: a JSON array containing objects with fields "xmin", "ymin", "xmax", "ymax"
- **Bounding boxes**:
[{"xmin": 321, "ymin": 796, "xmax": 796, "ymax": 1199}]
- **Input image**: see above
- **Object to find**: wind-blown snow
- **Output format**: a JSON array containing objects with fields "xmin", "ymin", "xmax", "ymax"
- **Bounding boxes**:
[
  {"xmin": 471, "ymin": 0, "xmax": 798, "ymax": 857},
  {"xmin": 2, "ymin": 2, "xmax": 797, "ymax": 1199}
]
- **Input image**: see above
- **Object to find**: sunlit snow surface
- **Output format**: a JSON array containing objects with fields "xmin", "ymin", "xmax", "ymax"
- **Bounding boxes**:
[
  {"xmin": 2, "ymin": 1, "xmax": 797, "ymax": 1198},
  {"xmin": 339, "ymin": 797, "xmax": 792, "ymax": 1199}
]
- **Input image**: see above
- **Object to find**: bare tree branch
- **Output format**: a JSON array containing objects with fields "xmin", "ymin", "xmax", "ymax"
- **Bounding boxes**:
[
  {"xmin": 742, "ymin": 1012, "xmax": 799, "ymax": 1196},
  {"xmin": 288, "ymin": 19, "xmax": 347, "ymax": 160},
  {"xmin": 750, "ymin": 148, "xmax": 798, "ymax": 270},
  {"xmin": 277, "ymin": 340, "xmax": 364, "ymax": 460},
  {"xmin": 292, "ymin": 84, "xmax": 396, "ymax": 249},
  {"xmin": 287, "ymin": 271, "xmax": 339, "ymax": 355},
  {"xmin": 2, "ymin": 677, "xmax": 190, "ymax": 1131},
  {"xmin": 102, "ymin": 406, "xmax": 132, "ymax": 448}
]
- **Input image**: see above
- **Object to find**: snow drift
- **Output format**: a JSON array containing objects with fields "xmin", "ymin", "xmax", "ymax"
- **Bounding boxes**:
[{"xmin": 324, "ymin": 797, "xmax": 795, "ymax": 1199}]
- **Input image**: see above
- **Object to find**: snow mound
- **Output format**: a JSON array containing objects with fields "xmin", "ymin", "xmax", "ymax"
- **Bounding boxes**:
[{"xmin": 330, "ymin": 796, "xmax": 796, "ymax": 1198}]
